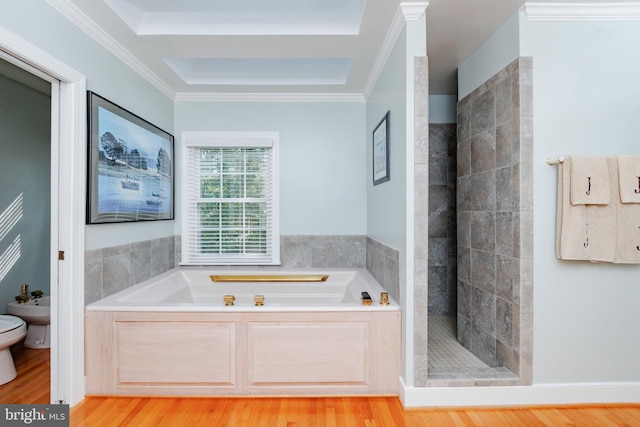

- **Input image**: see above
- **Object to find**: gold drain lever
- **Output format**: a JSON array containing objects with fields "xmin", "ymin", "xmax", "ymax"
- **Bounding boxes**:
[
  {"xmin": 254, "ymin": 295, "xmax": 265, "ymax": 306},
  {"xmin": 223, "ymin": 295, "xmax": 236, "ymax": 306}
]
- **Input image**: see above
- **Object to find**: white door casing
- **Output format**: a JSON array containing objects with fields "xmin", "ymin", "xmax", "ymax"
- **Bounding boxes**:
[{"xmin": 0, "ymin": 26, "xmax": 86, "ymax": 406}]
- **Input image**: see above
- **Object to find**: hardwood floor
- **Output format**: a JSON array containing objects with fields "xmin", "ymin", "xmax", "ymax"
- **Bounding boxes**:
[
  {"xmin": 0, "ymin": 344, "xmax": 50, "ymax": 404},
  {"xmin": 70, "ymin": 397, "xmax": 640, "ymax": 427},
  {"xmin": 2, "ymin": 347, "xmax": 639, "ymax": 426}
]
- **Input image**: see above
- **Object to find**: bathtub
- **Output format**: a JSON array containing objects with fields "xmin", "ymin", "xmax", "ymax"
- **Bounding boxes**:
[{"xmin": 85, "ymin": 267, "xmax": 401, "ymax": 396}]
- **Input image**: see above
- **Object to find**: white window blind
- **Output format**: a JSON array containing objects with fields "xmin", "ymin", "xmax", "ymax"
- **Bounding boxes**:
[{"xmin": 182, "ymin": 132, "xmax": 279, "ymax": 265}]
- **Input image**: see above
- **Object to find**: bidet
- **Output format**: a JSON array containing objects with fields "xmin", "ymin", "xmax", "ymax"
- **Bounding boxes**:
[{"xmin": 7, "ymin": 296, "xmax": 50, "ymax": 348}]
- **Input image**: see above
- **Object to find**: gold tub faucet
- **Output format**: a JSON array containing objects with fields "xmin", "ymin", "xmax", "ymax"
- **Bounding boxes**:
[
  {"xmin": 223, "ymin": 295, "xmax": 236, "ymax": 306},
  {"xmin": 380, "ymin": 292, "xmax": 390, "ymax": 305}
]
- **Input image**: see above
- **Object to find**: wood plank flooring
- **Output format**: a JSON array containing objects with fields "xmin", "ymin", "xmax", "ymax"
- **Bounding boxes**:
[
  {"xmin": 2, "ymin": 346, "xmax": 640, "ymax": 426},
  {"xmin": 0, "ymin": 344, "xmax": 49, "ymax": 404},
  {"xmin": 70, "ymin": 397, "xmax": 640, "ymax": 427}
]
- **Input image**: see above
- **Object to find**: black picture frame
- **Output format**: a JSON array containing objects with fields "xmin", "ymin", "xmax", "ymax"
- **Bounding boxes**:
[
  {"xmin": 87, "ymin": 91, "xmax": 174, "ymax": 224},
  {"xmin": 372, "ymin": 111, "xmax": 390, "ymax": 186}
]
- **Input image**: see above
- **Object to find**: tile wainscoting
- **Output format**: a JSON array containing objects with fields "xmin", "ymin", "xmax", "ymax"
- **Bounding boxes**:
[
  {"xmin": 366, "ymin": 237, "xmax": 400, "ymax": 303},
  {"xmin": 85, "ymin": 235, "xmax": 398, "ymax": 304},
  {"xmin": 84, "ymin": 236, "xmax": 178, "ymax": 305}
]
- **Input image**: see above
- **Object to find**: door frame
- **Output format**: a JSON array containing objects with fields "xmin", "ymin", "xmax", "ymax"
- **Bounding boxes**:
[{"xmin": 0, "ymin": 26, "xmax": 86, "ymax": 406}]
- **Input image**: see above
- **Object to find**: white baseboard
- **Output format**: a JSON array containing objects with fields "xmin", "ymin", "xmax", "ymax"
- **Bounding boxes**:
[{"xmin": 400, "ymin": 380, "xmax": 640, "ymax": 408}]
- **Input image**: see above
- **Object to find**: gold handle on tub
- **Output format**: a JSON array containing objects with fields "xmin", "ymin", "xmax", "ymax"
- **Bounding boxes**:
[
  {"xmin": 223, "ymin": 295, "xmax": 236, "ymax": 306},
  {"xmin": 380, "ymin": 292, "xmax": 389, "ymax": 305},
  {"xmin": 254, "ymin": 295, "xmax": 265, "ymax": 306}
]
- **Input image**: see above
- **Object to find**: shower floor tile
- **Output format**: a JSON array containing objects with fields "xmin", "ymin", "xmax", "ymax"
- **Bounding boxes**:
[{"xmin": 427, "ymin": 316, "xmax": 517, "ymax": 383}]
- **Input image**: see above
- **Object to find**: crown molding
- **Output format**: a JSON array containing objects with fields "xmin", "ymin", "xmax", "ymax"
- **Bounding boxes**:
[
  {"xmin": 363, "ymin": 2, "xmax": 428, "ymax": 99},
  {"xmin": 522, "ymin": 2, "xmax": 640, "ymax": 21},
  {"xmin": 174, "ymin": 92, "xmax": 366, "ymax": 103},
  {"xmin": 46, "ymin": 0, "xmax": 175, "ymax": 98},
  {"xmin": 401, "ymin": 2, "xmax": 429, "ymax": 21}
]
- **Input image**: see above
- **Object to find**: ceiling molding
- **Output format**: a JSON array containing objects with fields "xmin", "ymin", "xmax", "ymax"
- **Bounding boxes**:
[
  {"xmin": 363, "ymin": 2, "xmax": 429, "ymax": 100},
  {"xmin": 522, "ymin": 2, "xmax": 640, "ymax": 21},
  {"xmin": 165, "ymin": 57, "xmax": 352, "ymax": 86},
  {"xmin": 174, "ymin": 92, "xmax": 365, "ymax": 103},
  {"xmin": 46, "ymin": 0, "xmax": 175, "ymax": 99},
  {"xmin": 401, "ymin": 2, "xmax": 429, "ymax": 21},
  {"xmin": 362, "ymin": 5, "xmax": 407, "ymax": 99},
  {"xmin": 104, "ymin": 0, "xmax": 367, "ymax": 36}
]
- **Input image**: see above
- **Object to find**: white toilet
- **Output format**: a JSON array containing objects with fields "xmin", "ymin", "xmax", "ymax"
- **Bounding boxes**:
[
  {"xmin": 0, "ymin": 315, "xmax": 27, "ymax": 385},
  {"xmin": 8, "ymin": 296, "xmax": 50, "ymax": 348}
]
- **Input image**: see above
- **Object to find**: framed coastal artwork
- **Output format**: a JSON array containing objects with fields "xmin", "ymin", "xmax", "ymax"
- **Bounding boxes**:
[
  {"xmin": 372, "ymin": 111, "xmax": 390, "ymax": 186},
  {"xmin": 87, "ymin": 91, "xmax": 174, "ymax": 224}
]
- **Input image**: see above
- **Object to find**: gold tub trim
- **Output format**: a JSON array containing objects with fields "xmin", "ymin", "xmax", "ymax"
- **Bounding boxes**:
[{"xmin": 210, "ymin": 274, "xmax": 329, "ymax": 283}]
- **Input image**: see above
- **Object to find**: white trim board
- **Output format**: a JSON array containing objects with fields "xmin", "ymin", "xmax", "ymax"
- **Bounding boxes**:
[
  {"xmin": 363, "ymin": 2, "xmax": 429, "ymax": 100},
  {"xmin": 522, "ymin": 2, "xmax": 640, "ymax": 21},
  {"xmin": 400, "ymin": 380, "xmax": 640, "ymax": 408},
  {"xmin": 46, "ymin": 0, "xmax": 174, "ymax": 98},
  {"xmin": 174, "ymin": 92, "xmax": 365, "ymax": 103},
  {"xmin": 0, "ymin": 24, "xmax": 87, "ymax": 406}
]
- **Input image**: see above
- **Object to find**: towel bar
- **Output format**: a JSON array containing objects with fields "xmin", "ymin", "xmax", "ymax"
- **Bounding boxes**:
[{"xmin": 546, "ymin": 156, "xmax": 565, "ymax": 165}]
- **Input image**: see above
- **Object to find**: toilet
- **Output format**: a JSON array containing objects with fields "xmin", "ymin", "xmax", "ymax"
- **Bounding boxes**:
[
  {"xmin": 8, "ymin": 296, "xmax": 50, "ymax": 348},
  {"xmin": 0, "ymin": 315, "xmax": 27, "ymax": 385}
]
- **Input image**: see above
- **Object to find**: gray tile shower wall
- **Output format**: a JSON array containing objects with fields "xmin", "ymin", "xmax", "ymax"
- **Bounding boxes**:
[
  {"xmin": 365, "ymin": 237, "xmax": 400, "ymax": 302},
  {"xmin": 428, "ymin": 124, "xmax": 457, "ymax": 317},
  {"xmin": 456, "ymin": 57, "xmax": 533, "ymax": 383}
]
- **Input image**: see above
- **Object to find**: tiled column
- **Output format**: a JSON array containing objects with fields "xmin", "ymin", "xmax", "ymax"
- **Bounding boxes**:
[{"xmin": 413, "ymin": 56, "xmax": 430, "ymax": 385}]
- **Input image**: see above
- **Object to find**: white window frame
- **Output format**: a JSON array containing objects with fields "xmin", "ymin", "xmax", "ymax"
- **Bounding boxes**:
[{"xmin": 181, "ymin": 131, "xmax": 280, "ymax": 265}]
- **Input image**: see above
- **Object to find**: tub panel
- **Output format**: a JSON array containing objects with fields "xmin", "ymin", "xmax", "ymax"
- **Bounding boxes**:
[
  {"xmin": 85, "ymin": 311, "xmax": 116, "ymax": 394},
  {"xmin": 84, "ymin": 268, "xmax": 401, "ymax": 396},
  {"xmin": 85, "ymin": 310, "xmax": 400, "ymax": 396},
  {"xmin": 247, "ymin": 322, "xmax": 368, "ymax": 385},
  {"xmin": 115, "ymin": 321, "xmax": 236, "ymax": 385}
]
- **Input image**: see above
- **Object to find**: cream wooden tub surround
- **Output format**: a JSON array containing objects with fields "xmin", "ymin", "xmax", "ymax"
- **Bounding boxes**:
[{"xmin": 85, "ymin": 267, "xmax": 401, "ymax": 396}]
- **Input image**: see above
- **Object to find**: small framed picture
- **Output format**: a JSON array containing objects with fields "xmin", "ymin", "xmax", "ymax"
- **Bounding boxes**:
[
  {"xmin": 87, "ymin": 91, "xmax": 174, "ymax": 224},
  {"xmin": 372, "ymin": 111, "xmax": 390, "ymax": 186}
]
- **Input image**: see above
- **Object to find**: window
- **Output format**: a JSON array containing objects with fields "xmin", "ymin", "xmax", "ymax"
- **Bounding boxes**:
[{"xmin": 182, "ymin": 132, "xmax": 279, "ymax": 265}]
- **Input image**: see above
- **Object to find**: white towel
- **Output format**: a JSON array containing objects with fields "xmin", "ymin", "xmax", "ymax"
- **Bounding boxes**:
[
  {"xmin": 616, "ymin": 155, "xmax": 640, "ymax": 204},
  {"xmin": 584, "ymin": 158, "xmax": 616, "ymax": 263},
  {"xmin": 557, "ymin": 158, "xmax": 590, "ymax": 260},
  {"xmin": 612, "ymin": 158, "xmax": 640, "ymax": 263},
  {"xmin": 556, "ymin": 157, "xmax": 616, "ymax": 262},
  {"xmin": 569, "ymin": 156, "xmax": 610, "ymax": 205}
]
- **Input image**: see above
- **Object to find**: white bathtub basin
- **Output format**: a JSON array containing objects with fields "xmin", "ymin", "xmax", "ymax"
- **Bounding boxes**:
[{"xmin": 87, "ymin": 267, "xmax": 398, "ymax": 312}]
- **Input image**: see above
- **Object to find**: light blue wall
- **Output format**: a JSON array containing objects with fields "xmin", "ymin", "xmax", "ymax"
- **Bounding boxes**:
[
  {"xmin": 0, "ymin": 73, "xmax": 50, "ymax": 313},
  {"xmin": 0, "ymin": 0, "xmax": 175, "ymax": 250},
  {"xmin": 520, "ymin": 17, "xmax": 640, "ymax": 384},
  {"xmin": 175, "ymin": 102, "xmax": 367, "ymax": 235},
  {"xmin": 366, "ymin": 16, "xmax": 427, "ymax": 385},
  {"xmin": 429, "ymin": 95, "xmax": 457, "ymax": 124},
  {"xmin": 458, "ymin": 13, "xmax": 520, "ymax": 100},
  {"xmin": 366, "ymin": 28, "xmax": 408, "ymax": 251}
]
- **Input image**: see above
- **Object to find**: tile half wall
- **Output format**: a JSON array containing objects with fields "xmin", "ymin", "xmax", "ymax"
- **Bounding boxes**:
[{"xmin": 85, "ymin": 235, "xmax": 398, "ymax": 304}]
